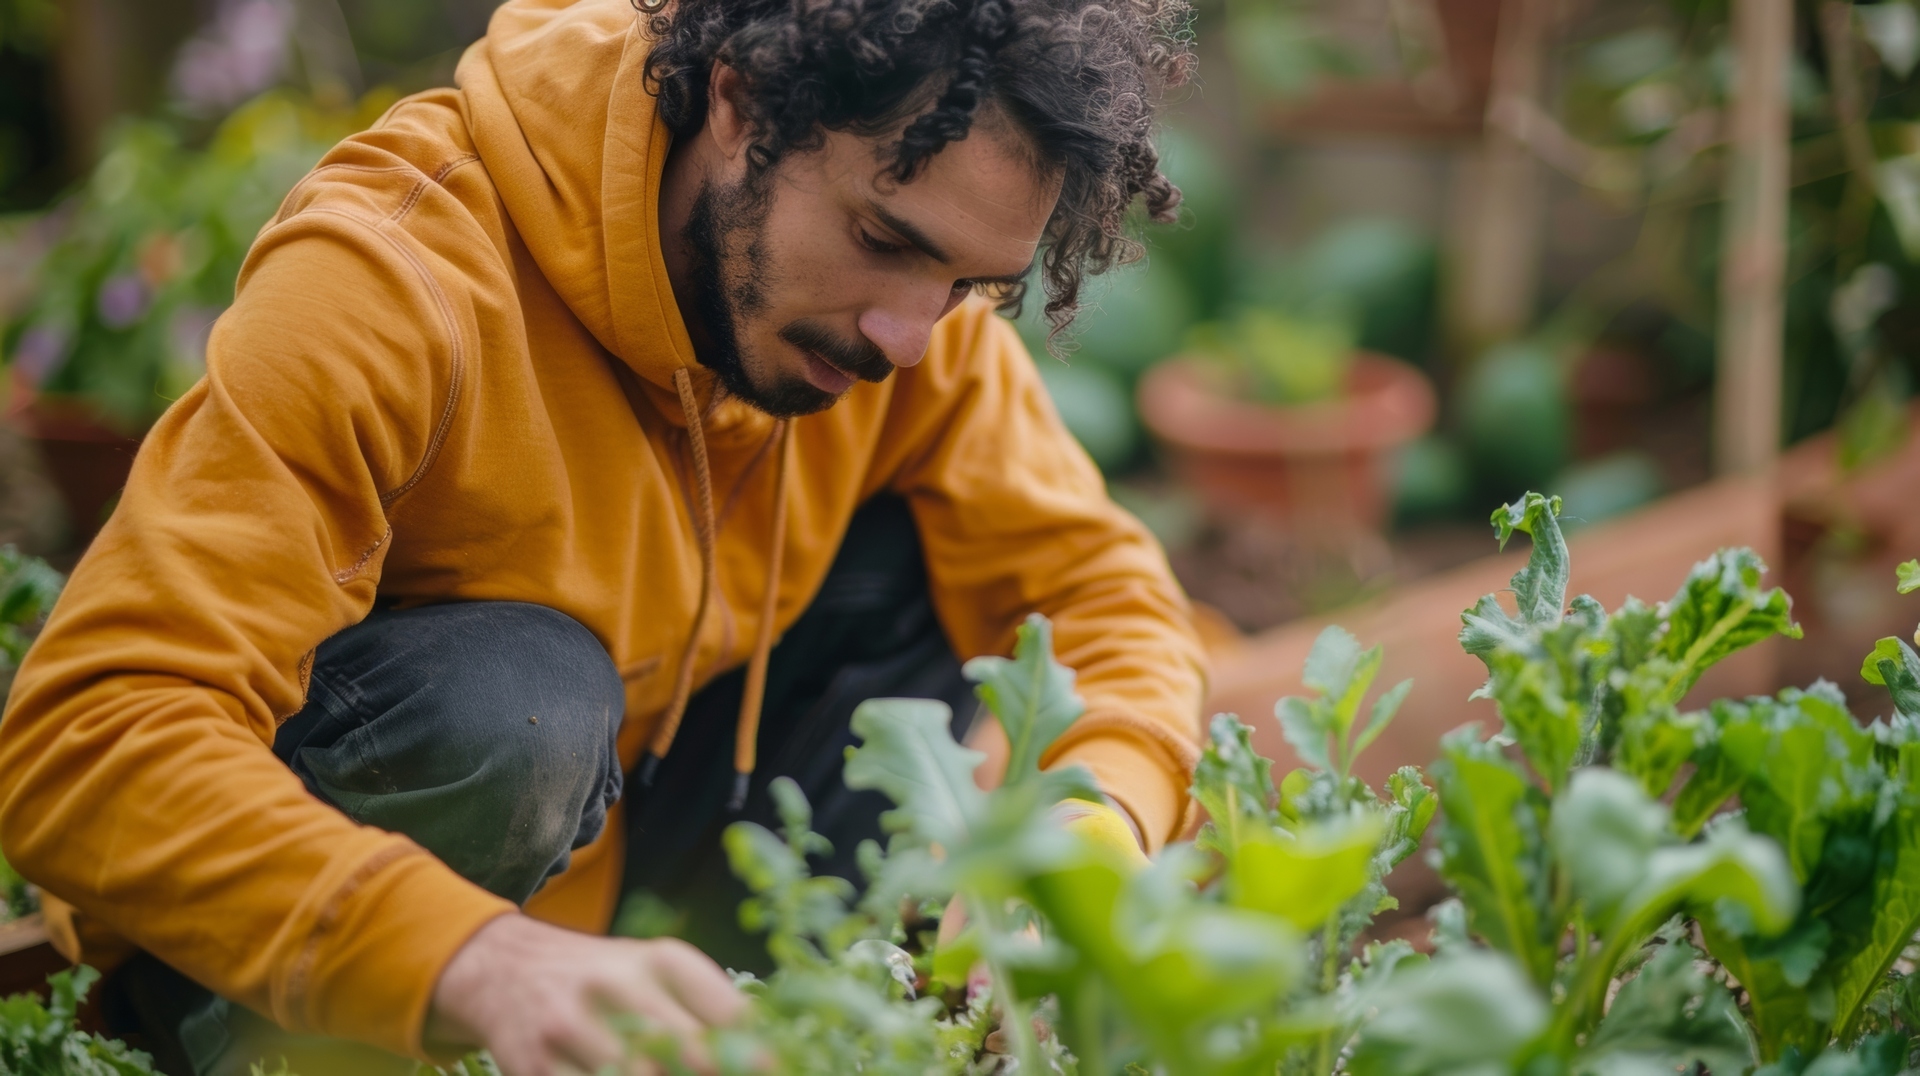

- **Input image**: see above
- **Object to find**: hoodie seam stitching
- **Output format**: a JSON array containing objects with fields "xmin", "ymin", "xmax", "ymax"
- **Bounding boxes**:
[
  {"xmin": 291, "ymin": 207, "xmax": 466, "ymax": 513},
  {"xmin": 432, "ymin": 155, "xmax": 480, "ymax": 184},
  {"xmin": 333, "ymin": 525, "xmax": 393, "ymax": 584},
  {"xmin": 275, "ymin": 164, "xmax": 419, "ymax": 225},
  {"xmin": 388, "ymin": 156, "xmax": 480, "ymax": 224},
  {"xmin": 377, "ymin": 223, "xmax": 464, "ymax": 505},
  {"xmin": 279, "ymin": 839, "xmax": 424, "ymax": 1028}
]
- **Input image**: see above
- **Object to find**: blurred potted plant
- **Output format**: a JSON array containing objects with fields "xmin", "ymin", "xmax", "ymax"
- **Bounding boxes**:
[
  {"xmin": 1138, "ymin": 301, "xmax": 1436, "ymax": 532},
  {"xmin": 1, "ymin": 89, "xmax": 388, "ymax": 540}
]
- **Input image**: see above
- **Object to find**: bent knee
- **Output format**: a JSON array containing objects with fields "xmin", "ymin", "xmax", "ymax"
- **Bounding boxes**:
[
  {"xmin": 298, "ymin": 601, "xmax": 624, "ymax": 822},
  {"xmin": 435, "ymin": 603, "xmax": 623, "ymax": 720}
]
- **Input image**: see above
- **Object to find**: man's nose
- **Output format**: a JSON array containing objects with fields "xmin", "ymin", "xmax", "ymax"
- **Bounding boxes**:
[{"xmin": 856, "ymin": 306, "xmax": 935, "ymax": 369}]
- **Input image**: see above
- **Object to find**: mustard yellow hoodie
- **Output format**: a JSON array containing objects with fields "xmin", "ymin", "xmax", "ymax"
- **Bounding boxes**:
[{"xmin": 0, "ymin": 0, "xmax": 1206, "ymax": 1058}]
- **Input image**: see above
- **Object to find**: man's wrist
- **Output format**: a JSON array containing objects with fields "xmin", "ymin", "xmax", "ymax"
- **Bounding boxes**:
[{"xmin": 428, "ymin": 912, "xmax": 524, "ymax": 1049}]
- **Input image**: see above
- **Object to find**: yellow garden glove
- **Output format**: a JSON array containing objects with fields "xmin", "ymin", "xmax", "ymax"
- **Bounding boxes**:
[
  {"xmin": 1055, "ymin": 798, "xmax": 1151, "ymax": 871},
  {"xmin": 934, "ymin": 796, "xmax": 1151, "ymax": 998}
]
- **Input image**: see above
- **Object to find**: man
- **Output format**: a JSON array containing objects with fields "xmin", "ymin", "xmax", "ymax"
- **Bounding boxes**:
[{"xmin": 0, "ymin": 0, "xmax": 1205, "ymax": 1072}]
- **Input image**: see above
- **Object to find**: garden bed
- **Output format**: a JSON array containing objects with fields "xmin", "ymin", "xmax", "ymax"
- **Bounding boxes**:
[
  {"xmin": 1207, "ymin": 413, "xmax": 1920, "ymax": 780},
  {"xmin": 1202, "ymin": 411, "xmax": 1920, "ymax": 919}
]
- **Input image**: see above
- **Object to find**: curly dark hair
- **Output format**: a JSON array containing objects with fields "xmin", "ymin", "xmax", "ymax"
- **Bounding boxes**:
[{"xmin": 642, "ymin": 0, "xmax": 1195, "ymax": 337}]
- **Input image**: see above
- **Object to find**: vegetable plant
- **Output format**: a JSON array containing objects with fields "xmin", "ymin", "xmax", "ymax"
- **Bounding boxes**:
[
  {"xmin": 0, "ymin": 544, "xmax": 59, "ymax": 923},
  {"xmin": 1358, "ymin": 491, "xmax": 1920, "ymax": 1075},
  {"xmin": 0, "ymin": 967, "xmax": 158, "ymax": 1075},
  {"xmin": 0, "ymin": 964, "xmax": 497, "ymax": 1075},
  {"xmin": 1187, "ymin": 306, "xmax": 1356, "ymax": 406},
  {"xmin": 686, "ymin": 613, "xmax": 1431, "ymax": 1075}
]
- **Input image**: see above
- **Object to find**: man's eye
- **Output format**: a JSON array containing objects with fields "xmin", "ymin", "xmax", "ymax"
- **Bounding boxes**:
[
  {"xmin": 858, "ymin": 228, "xmax": 905, "ymax": 254},
  {"xmin": 952, "ymin": 279, "xmax": 976, "ymax": 293}
]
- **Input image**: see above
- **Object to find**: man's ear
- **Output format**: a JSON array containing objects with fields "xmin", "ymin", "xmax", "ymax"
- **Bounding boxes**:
[{"xmin": 705, "ymin": 63, "xmax": 755, "ymax": 164}]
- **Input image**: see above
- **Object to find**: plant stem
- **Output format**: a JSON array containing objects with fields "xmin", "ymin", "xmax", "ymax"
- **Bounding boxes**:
[
  {"xmin": 1070, "ymin": 979, "xmax": 1106, "ymax": 1076},
  {"xmin": 1312, "ymin": 915, "xmax": 1342, "ymax": 1076},
  {"xmin": 977, "ymin": 900, "xmax": 1047, "ymax": 1075}
]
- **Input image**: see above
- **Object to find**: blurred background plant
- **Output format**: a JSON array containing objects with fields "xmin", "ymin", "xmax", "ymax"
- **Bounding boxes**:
[
  {"xmin": 1187, "ymin": 307, "xmax": 1358, "ymax": 405},
  {"xmin": 4, "ymin": 90, "xmax": 391, "ymax": 432},
  {"xmin": 1005, "ymin": 0, "xmax": 1920, "ymax": 630}
]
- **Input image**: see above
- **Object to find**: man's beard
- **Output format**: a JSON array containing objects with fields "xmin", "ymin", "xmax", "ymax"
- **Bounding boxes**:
[{"xmin": 682, "ymin": 178, "xmax": 896, "ymax": 419}]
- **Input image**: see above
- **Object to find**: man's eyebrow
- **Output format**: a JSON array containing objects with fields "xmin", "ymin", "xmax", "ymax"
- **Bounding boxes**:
[
  {"xmin": 868, "ymin": 200, "xmax": 953, "ymax": 264},
  {"xmin": 866, "ymin": 199, "xmax": 1035, "ymax": 284}
]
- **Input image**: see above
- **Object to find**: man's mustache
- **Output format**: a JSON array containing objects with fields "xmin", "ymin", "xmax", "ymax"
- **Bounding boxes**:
[{"xmin": 779, "ymin": 321, "xmax": 895, "ymax": 384}]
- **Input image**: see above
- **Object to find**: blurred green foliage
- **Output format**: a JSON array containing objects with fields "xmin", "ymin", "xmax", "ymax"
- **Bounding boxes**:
[
  {"xmin": 1392, "ymin": 435, "xmax": 1469, "ymax": 525},
  {"xmin": 1187, "ymin": 308, "xmax": 1356, "ymax": 406},
  {"xmin": 1552, "ymin": 451, "xmax": 1665, "ymax": 530},
  {"xmin": 334, "ymin": 0, "xmax": 499, "ymax": 90},
  {"xmin": 0, "ymin": 543, "xmax": 58, "ymax": 922},
  {"xmin": 0, "ymin": 0, "xmax": 55, "ymax": 54},
  {"xmin": 1459, "ymin": 342, "xmax": 1571, "ymax": 496},
  {"xmin": 1525, "ymin": 1, "xmax": 1920, "ymax": 471},
  {"xmin": 1219, "ymin": 0, "xmax": 1364, "ymax": 103},
  {"xmin": 1015, "ymin": 119, "xmax": 1440, "ymax": 478},
  {"xmin": 0, "ymin": 967, "xmax": 161, "ymax": 1074},
  {"xmin": 0, "ymin": 851, "xmax": 31, "ymax": 923},
  {"xmin": 2, "ymin": 89, "xmax": 393, "ymax": 431}
]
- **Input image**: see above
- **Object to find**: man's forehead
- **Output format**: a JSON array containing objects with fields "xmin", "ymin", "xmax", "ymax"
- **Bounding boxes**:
[{"xmin": 854, "ymin": 126, "xmax": 1059, "ymax": 267}]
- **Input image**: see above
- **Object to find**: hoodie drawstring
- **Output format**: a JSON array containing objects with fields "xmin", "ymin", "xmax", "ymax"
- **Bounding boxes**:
[
  {"xmin": 731, "ymin": 418, "xmax": 792, "ymax": 809},
  {"xmin": 638, "ymin": 367, "xmax": 793, "ymax": 814}
]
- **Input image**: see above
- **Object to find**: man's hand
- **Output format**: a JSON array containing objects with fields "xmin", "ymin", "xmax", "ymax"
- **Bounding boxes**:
[
  {"xmin": 1055, "ymin": 797, "xmax": 1150, "ymax": 870},
  {"xmin": 428, "ymin": 914, "xmax": 745, "ymax": 1076},
  {"xmin": 934, "ymin": 796, "xmax": 1149, "ymax": 979}
]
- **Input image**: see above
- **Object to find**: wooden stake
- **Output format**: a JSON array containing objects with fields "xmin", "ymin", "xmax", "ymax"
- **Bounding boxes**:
[
  {"xmin": 1715, "ymin": 0, "xmax": 1793, "ymax": 474},
  {"xmin": 1442, "ymin": 0, "xmax": 1554, "ymax": 362}
]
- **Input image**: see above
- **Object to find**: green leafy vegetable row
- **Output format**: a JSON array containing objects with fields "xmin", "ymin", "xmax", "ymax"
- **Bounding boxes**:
[
  {"xmin": 23, "ymin": 493, "xmax": 1920, "ymax": 1075},
  {"xmin": 669, "ymin": 612, "xmax": 1431, "ymax": 1076},
  {"xmin": 1359, "ymin": 493, "xmax": 1920, "ymax": 1076}
]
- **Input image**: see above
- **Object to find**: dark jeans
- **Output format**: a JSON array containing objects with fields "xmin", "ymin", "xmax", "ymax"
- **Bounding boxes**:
[{"xmin": 102, "ymin": 495, "xmax": 974, "ymax": 1075}]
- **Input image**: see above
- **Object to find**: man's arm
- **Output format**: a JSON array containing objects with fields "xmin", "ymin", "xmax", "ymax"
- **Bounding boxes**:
[
  {"xmin": 0, "ymin": 220, "xmax": 523, "ymax": 1055},
  {"xmin": 880, "ymin": 298, "xmax": 1209, "ymax": 849}
]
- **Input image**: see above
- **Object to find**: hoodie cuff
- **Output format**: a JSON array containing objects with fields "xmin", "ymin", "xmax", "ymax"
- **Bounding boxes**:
[
  {"xmin": 285, "ymin": 846, "xmax": 514, "ymax": 1059},
  {"xmin": 1053, "ymin": 736, "xmax": 1190, "ymax": 854}
]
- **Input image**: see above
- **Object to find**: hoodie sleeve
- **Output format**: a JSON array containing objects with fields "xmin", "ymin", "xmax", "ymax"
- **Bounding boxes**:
[
  {"xmin": 882, "ymin": 299, "xmax": 1208, "ymax": 849},
  {"xmin": 0, "ymin": 212, "xmax": 513, "ymax": 1057}
]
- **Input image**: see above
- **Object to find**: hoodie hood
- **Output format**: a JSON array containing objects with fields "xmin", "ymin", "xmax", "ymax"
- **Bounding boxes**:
[{"xmin": 457, "ymin": 0, "xmax": 766, "ymax": 437}]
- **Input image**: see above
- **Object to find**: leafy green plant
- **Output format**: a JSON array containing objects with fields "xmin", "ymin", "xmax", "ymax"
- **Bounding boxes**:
[
  {"xmin": 1357, "ymin": 491, "xmax": 1920, "ymax": 1074},
  {"xmin": 0, "ymin": 544, "xmax": 58, "ymax": 923},
  {"xmin": 692, "ymin": 612, "xmax": 1428, "ymax": 1075},
  {"xmin": 1188, "ymin": 307, "xmax": 1356, "ymax": 406},
  {"xmin": 0, "ymin": 543, "xmax": 60, "ymax": 674},
  {"xmin": 0, "ymin": 851, "xmax": 31, "ymax": 924},
  {"xmin": 0, "ymin": 967, "xmax": 159, "ymax": 1075},
  {"xmin": 0, "ymin": 964, "xmax": 499, "ymax": 1076}
]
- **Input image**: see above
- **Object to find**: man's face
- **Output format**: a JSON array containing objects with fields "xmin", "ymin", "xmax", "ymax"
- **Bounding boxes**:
[{"xmin": 682, "ymin": 114, "xmax": 1062, "ymax": 417}]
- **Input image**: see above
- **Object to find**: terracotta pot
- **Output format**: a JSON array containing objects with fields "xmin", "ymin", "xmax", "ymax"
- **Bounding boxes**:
[
  {"xmin": 1136, "ymin": 352, "xmax": 1437, "ymax": 531},
  {"xmin": 7, "ymin": 375, "xmax": 140, "ymax": 545}
]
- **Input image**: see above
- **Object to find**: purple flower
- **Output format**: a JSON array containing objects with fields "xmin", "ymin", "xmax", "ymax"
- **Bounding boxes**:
[
  {"xmin": 97, "ymin": 274, "xmax": 151, "ymax": 330},
  {"xmin": 170, "ymin": 0, "xmax": 294, "ymax": 113},
  {"xmin": 12, "ymin": 324, "xmax": 70, "ymax": 386}
]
